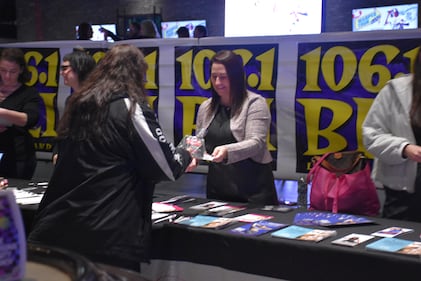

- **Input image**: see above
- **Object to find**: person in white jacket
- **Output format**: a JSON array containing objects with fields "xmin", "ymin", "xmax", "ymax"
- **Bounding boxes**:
[{"xmin": 363, "ymin": 49, "xmax": 421, "ymax": 222}]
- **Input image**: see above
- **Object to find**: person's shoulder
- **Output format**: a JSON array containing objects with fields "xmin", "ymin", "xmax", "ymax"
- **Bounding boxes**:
[
  {"xmin": 19, "ymin": 85, "xmax": 40, "ymax": 98},
  {"xmin": 245, "ymin": 91, "xmax": 270, "ymax": 116},
  {"xmin": 199, "ymin": 97, "xmax": 212, "ymax": 107},
  {"xmin": 387, "ymin": 74, "xmax": 412, "ymax": 94},
  {"xmin": 390, "ymin": 74, "xmax": 412, "ymax": 84},
  {"xmin": 246, "ymin": 91, "xmax": 267, "ymax": 105},
  {"xmin": 390, "ymin": 73, "xmax": 413, "ymax": 83},
  {"xmin": 20, "ymin": 84, "xmax": 38, "ymax": 92},
  {"xmin": 247, "ymin": 90, "xmax": 264, "ymax": 99}
]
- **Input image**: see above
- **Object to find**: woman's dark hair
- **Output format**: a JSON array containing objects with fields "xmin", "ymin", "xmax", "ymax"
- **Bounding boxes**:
[
  {"xmin": 209, "ymin": 50, "xmax": 247, "ymax": 116},
  {"xmin": 410, "ymin": 47, "xmax": 421, "ymax": 127},
  {"xmin": 194, "ymin": 25, "xmax": 207, "ymax": 38},
  {"xmin": 77, "ymin": 22, "xmax": 93, "ymax": 40},
  {"xmin": 63, "ymin": 47, "xmax": 96, "ymax": 83},
  {"xmin": 0, "ymin": 48, "xmax": 31, "ymax": 83},
  {"xmin": 57, "ymin": 44, "xmax": 148, "ymax": 141},
  {"xmin": 177, "ymin": 26, "xmax": 190, "ymax": 38},
  {"xmin": 131, "ymin": 22, "xmax": 141, "ymax": 32}
]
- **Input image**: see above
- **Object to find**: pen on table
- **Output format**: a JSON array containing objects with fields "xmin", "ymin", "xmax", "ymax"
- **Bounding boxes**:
[
  {"xmin": 153, "ymin": 214, "xmax": 177, "ymax": 224},
  {"xmin": 160, "ymin": 195, "xmax": 188, "ymax": 204}
]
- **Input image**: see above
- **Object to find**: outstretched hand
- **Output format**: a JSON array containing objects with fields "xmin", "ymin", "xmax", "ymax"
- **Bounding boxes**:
[
  {"xmin": 211, "ymin": 146, "xmax": 228, "ymax": 163},
  {"xmin": 403, "ymin": 144, "xmax": 421, "ymax": 162},
  {"xmin": 0, "ymin": 178, "xmax": 8, "ymax": 189},
  {"xmin": 186, "ymin": 157, "xmax": 198, "ymax": 172}
]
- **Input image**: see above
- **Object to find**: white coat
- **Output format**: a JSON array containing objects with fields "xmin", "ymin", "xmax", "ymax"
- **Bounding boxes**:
[{"xmin": 363, "ymin": 74, "xmax": 416, "ymax": 192}]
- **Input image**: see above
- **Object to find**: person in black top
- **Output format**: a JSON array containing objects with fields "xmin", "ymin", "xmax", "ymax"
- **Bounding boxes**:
[
  {"xmin": 177, "ymin": 26, "xmax": 190, "ymax": 38},
  {"xmin": 52, "ymin": 47, "xmax": 96, "ymax": 164},
  {"xmin": 28, "ymin": 44, "xmax": 193, "ymax": 271},
  {"xmin": 76, "ymin": 22, "xmax": 93, "ymax": 40},
  {"xmin": 193, "ymin": 50, "xmax": 278, "ymax": 205},
  {"xmin": 0, "ymin": 48, "xmax": 41, "ymax": 179},
  {"xmin": 60, "ymin": 47, "xmax": 96, "ymax": 92},
  {"xmin": 193, "ymin": 25, "xmax": 208, "ymax": 38},
  {"xmin": 101, "ymin": 22, "xmax": 144, "ymax": 41}
]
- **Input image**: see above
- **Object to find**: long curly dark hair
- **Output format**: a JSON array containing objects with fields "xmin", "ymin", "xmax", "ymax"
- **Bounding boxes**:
[{"xmin": 57, "ymin": 44, "xmax": 148, "ymax": 141}]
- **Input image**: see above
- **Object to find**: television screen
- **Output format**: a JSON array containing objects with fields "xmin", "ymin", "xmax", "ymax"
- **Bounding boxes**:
[
  {"xmin": 123, "ymin": 14, "xmax": 162, "ymax": 38},
  {"xmin": 75, "ymin": 23, "xmax": 117, "ymax": 42},
  {"xmin": 161, "ymin": 20, "xmax": 206, "ymax": 38},
  {"xmin": 352, "ymin": 4, "xmax": 418, "ymax": 32},
  {"xmin": 224, "ymin": 0, "xmax": 323, "ymax": 37}
]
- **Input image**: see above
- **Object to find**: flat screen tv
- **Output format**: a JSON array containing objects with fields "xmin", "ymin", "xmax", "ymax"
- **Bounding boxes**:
[
  {"xmin": 352, "ymin": 4, "xmax": 418, "ymax": 32},
  {"xmin": 224, "ymin": 0, "xmax": 323, "ymax": 37},
  {"xmin": 161, "ymin": 20, "xmax": 206, "ymax": 38},
  {"xmin": 123, "ymin": 14, "xmax": 162, "ymax": 38},
  {"xmin": 75, "ymin": 23, "xmax": 117, "ymax": 42}
]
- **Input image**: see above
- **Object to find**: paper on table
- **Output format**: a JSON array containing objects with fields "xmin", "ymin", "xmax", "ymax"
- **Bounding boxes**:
[
  {"xmin": 152, "ymin": 202, "xmax": 184, "ymax": 212},
  {"xmin": 11, "ymin": 189, "xmax": 44, "ymax": 205},
  {"xmin": 15, "ymin": 196, "xmax": 43, "ymax": 205}
]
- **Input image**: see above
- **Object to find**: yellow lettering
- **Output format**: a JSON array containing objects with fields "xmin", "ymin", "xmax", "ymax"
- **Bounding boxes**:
[
  {"xmin": 25, "ymin": 51, "xmax": 43, "ymax": 87},
  {"xmin": 300, "ymin": 47, "xmax": 322, "ymax": 91},
  {"xmin": 176, "ymin": 96, "xmax": 208, "ymax": 136},
  {"xmin": 264, "ymin": 98, "xmax": 276, "ymax": 152},
  {"xmin": 193, "ymin": 49, "xmax": 215, "ymax": 89},
  {"xmin": 354, "ymin": 97, "xmax": 374, "ymax": 158},
  {"xmin": 147, "ymin": 96, "xmax": 157, "ymax": 110},
  {"xmin": 30, "ymin": 93, "xmax": 57, "ymax": 138},
  {"xmin": 322, "ymin": 46, "xmax": 357, "ymax": 91},
  {"xmin": 359, "ymin": 45, "xmax": 398, "ymax": 93},
  {"xmin": 176, "ymin": 50, "xmax": 195, "ymax": 90},
  {"xmin": 255, "ymin": 48, "xmax": 275, "ymax": 91},
  {"xmin": 144, "ymin": 51, "xmax": 158, "ymax": 90},
  {"xmin": 92, "ymin": 51, "xmax": 106, "ymax": 63},
  {"xmin": 297, "ymin": 98, "xmax": 352, "ymax": 155}
]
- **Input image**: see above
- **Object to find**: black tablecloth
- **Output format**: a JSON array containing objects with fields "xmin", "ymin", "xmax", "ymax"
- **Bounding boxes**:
[
  {"xmin": 12, "ymin": 179, "xmax": 421, "ymax": 281},
  {"xmin": 151, "ymin": 194, "xmax": 421, "ymax": 281}
]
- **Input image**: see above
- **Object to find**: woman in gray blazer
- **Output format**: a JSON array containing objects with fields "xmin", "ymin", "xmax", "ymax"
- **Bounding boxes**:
[{"xmin": 195, "ymin": 50, "xmax": 278, "ymax": 205}]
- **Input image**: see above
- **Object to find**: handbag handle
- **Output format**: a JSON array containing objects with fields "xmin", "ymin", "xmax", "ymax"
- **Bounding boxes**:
[
  {"xmin": 317, "ymin": 152, "xmax": 364, "ymax": 174},
  {"xmin": 306, "ymin": 152, "xmax": 331, "ymax": 184}
]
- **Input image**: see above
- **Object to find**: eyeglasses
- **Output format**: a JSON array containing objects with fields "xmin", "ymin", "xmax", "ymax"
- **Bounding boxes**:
[{"xmin": 60, "ymin": 65, "xmax": 72, "ymax": 71}]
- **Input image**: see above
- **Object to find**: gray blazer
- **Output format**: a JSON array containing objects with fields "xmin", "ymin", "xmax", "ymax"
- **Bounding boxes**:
[{"xmin": 196, "ymin": 91, "xmax": 273, "ymax": 164}]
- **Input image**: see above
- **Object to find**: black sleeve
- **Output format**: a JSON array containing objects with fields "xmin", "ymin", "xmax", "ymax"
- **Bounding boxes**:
[{"xmin": 129, "ymin": 102, "xmax": 192, "ymax": 182}]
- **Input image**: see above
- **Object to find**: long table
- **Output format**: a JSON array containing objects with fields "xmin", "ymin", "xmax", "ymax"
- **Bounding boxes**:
[
  {"xmin": 142, "ymin": 194, "xmax": 421, "ymax": 281},
  {"xmin": 10, "ymin": 179, "xmax": 421, "ymax": 281}
]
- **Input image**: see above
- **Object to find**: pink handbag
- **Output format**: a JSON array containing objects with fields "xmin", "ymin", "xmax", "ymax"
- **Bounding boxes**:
[{"xmin": 306, "ymin": 151, "xmax": 380, "ymax": 216}]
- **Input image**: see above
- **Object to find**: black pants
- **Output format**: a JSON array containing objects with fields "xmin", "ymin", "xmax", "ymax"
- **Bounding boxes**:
[{"xmin": 383, "ymin": 165, "xmax": 421, "ymax": 222}]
